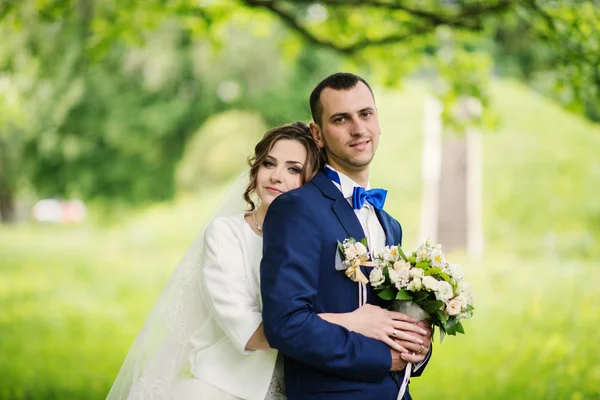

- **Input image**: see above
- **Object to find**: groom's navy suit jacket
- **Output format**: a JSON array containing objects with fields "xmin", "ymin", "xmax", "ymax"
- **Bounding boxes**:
[{"xmin": 261, "ymin": 170, "xmax": 430, "ymax": 400}]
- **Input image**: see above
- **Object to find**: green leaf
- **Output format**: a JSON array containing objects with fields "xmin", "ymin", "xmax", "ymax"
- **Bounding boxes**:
[
  {"xmin": 337, "ymin": 240, "xmax": 344, "ymax": 255},
  {"xmin": 416, "ymin": 261, "xmax": 430, "ymax": 270},
  {"xmin": 465, "ymin": 304, "xmax": 475, "ymax": 312},
  {"xmin": 428, "ymin": 267, "xmax": 443, "ymax": 275},
  {"xmin": 455, "ymin": 322, "xmax": 465, "ymax": 334},
  {"xmin": 360, "ymin": 237, "xmax": 368, "ymax": 248},
  {"xmin": 396, "ymin": 246, "xmax": 409, "ymax": 262},
  {"xmin": 446, "ymin": 324, "xmax": 457, "ymax": 335},
  {"xmin": 412, "ymin": 291, "xmax": 429, "ymax": 302},
  {"xmin": 435, "ymin": 309, "xmax": 447, "ymax": 325},
  {"xmin": 420, "ymin": 300, "xmax": 444, "ymax": 314},
  {"xmin": 395, "ymin": 290, "xmax": 413, "ymax": 300},
  {"xmin": 378, "ymin": 287, "xmax": 396, "ymax": 301}
]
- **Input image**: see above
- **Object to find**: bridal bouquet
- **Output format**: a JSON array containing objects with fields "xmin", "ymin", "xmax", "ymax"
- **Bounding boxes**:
[
  {"xmin": 369, "ymin": 240, "xmax": 474, "ymax": 342},
  {"xmin": 338, "ymin": 238, "xmax": 474, "ymax": 342}
]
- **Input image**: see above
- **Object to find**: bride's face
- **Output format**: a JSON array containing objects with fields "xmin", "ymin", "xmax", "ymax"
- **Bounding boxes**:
[{"xmin": 256, "ymin": 139, "xmax": 308, "ymax": 207}]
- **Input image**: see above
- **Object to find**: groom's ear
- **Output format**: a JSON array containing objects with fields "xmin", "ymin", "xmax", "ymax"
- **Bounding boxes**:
[{"xmin": 310, "ymin": 122, "xmax": 325, "ymax": 149}]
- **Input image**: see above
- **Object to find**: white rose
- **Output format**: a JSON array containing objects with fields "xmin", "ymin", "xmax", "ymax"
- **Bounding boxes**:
[
  {"xmin": 369, "ymin": 267, "xmax": 385, "ymax": 287},
  {"xmin": 430, "ymin": 249, "xmax": 445, "ymax": 268},
  {"xmin": 409, "ymin": 268, "xmax": 424, "ymax": 279},
  {"xmin": 448, "ymin": 263, "xmax": 465, "ymax": 280},
  {"xmin": 459, "ymin": 311, "xmax": 473, "ymax": 320},
  {"xmin": 373, "ymin": 257, "xmax": 386, "ymax": 268},
  {"xmin": 454, "ymin": 294, "xmax": 467, "ymax": 309},
  {"xmin": 407, "ymin": 277, "xmax": 423, "ymax": 291},
  {"xmin": 394, "ymin": 261, "xmax": 410, "ymax": 285},
  {"xmin": 435, "ymin": 281, "xmax": 454, "ymax": 303},
  {"xmin": 344, "ymin": 245, "xmax": 358, "ymax": 261},
  {"xmin": 354, "ymin": 242, "xmax": 368, "ymax": 257},
  {"xmin": 393, "ymin": 260, "xmax": 411, "ymax": 270},
  {"xmin": 446, "ymin": 298, "xmax": 462, "ymax": 316},
  {"xmin": 422, "ymin": 275, "xmax": 440, "ymax": 292},
  {"xmin": 458, "ymin": 281, "xmax": 474, "ymax": 304},
  {"xmin": 388, "ymin": 268, "xmax": 400, "ymax": 285}
]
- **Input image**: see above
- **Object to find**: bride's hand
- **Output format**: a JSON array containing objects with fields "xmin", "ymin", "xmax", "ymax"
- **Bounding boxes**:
[{"xmin": 342, "ymin": 304, "xmax": 428, "ymax": 353}]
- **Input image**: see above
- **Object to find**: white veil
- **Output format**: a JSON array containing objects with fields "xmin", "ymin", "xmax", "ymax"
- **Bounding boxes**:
[{"xmin": 107, "ymin": 170, "xmax": 251, "ymax": 400}]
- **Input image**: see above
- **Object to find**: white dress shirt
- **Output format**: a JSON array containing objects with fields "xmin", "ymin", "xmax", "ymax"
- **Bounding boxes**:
[{"xmin": 325, "ymin": 164, "xmax": 386, "ymax": 251}]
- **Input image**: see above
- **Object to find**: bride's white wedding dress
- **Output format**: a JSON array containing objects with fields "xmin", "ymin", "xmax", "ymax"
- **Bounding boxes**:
[
  {"xmin": 169, "ymin": 213, "xmax": 286, "ymax": 400},
  {"xmin": 108, "ymin": 213, "xmax": 286, "ymax": 400}
]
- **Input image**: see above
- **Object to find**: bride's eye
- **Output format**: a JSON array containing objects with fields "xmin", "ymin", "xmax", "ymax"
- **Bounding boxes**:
[
  {"xmin": 262, "ymin": 160, "xmax": 275, "ymax": 168},
  {"xmin": 289, "ymin": 166, "xmax": 302, "ymax": 174}
]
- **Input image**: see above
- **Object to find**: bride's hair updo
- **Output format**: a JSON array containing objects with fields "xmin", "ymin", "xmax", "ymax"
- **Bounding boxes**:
[{"xmin": 243, "ymin": 121, "xmax": 322, "ymax": 211}]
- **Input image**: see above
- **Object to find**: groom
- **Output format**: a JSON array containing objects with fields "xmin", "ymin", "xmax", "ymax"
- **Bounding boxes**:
[{"xmin": 260, "ymin": 73, "xmax": 432, "ymax": 400}]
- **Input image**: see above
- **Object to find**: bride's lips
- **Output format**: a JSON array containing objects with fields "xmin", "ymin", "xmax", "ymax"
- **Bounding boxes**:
[{"xmin": 265, "ymin": 186, "xmax": 283, "ymax": 194}]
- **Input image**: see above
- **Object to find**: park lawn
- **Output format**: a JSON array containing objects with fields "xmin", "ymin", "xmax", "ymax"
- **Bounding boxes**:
[
  {"xmin": 1, "ymin": 78, "xmax": 600, "ymax": 399},
  {"xmin": 2, "ymin": 223, "xmax": 598, "ymax": 399}
]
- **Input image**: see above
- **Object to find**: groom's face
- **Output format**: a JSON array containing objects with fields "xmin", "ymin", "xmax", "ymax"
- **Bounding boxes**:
[{"xmin": 310, "ymin": 82, "xmax": 380, "ymax": 173}]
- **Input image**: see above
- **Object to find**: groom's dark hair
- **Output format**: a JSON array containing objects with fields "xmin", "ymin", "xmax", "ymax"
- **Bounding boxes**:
[{"xmin": 309, "ymin": 72, "xmax": 374, "ymax": 125}]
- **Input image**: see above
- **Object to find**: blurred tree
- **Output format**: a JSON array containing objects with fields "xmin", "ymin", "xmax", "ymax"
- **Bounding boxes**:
[
  {"xmin": 0, "ymin": 0, "xmax": 339, "ymax": 221},
  {"xmin": 0, "ymin": 0, "xmax": 598, "ymax": 221}
]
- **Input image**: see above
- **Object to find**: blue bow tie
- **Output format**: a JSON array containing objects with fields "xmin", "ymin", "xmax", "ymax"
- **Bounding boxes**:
[
  {"xmin": 352, "ymin": 186, "xmax": 387, "ymax": 210},
  {"xmin": 323, "ymin": 167, "xmax": 387, "ymax": 210}
]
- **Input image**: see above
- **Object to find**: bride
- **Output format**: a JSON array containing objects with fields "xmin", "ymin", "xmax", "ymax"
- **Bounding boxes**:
[{"xmin": 107, "ymin": 121, "xmax": 425, "ymax": 400}]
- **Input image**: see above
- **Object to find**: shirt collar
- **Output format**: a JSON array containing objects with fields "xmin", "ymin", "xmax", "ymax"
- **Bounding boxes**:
[{"xmin": 325, "ymin": 164, "xmax": 371, "ymax": 200}]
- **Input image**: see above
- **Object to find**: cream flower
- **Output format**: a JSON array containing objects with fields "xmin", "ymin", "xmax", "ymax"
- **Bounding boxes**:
[
  {"xmin": 448, "ymin": 263, "xmax": 465, "ymax": 280},
  {"xmin": 388, "ymin": 268, "xmax": 400, "ymax": 285},
  {"xmin": 409, "ymin": 268, "xmax": 424, "ymax": 279},
  {"xmin": 435, "ymin": 281, "xmax": 454, "ymax": 303},
  {"xmin": 454, "ymin": 294, "xmax": 468, "ymax": 309},
  {"xmin": 459, "ymin": 311, "xmax": 473, "ymax": 320},
  {"xmin": 344, "ymin": 245, "xmax": 358, "ymax": 261},
  {"xmin": 407, "ymin": 277, "xmax": 423, "ymax": 291},
  {"xmin": 354, "ymin": 242, "xmax": 368, "ymax": 257},
  {"xmin": 394, "ymin": 267, "xmax": 411, "ymax": 290},
  {"xmin": 446, "ymin": 298, "xmax": 462, "ymax": 316},
  {"xmin": 422, "ymin": 275, "xmax": 440, "ymax": 291},
  {"xmin": 458, "ymin": 281, "xmax": 474, "ymax": 305},
  {"xmin": 369, "ymin": 267, "xmax": 385, "ymax": 287}
]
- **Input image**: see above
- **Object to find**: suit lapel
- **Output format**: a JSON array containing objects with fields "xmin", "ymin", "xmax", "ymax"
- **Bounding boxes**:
[
  {"xmin": 376, "ymin": 209, "xmax": 397, "ymax": 247},
  {"xmin": 312, "ymin": 171, "xmax": 366, "ymax": 241}
]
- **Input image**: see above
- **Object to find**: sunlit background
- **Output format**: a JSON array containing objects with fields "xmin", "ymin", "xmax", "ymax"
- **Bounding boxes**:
[{"xmin": 1, "ymin": 1, "xmax": 599, "ymax": 399}]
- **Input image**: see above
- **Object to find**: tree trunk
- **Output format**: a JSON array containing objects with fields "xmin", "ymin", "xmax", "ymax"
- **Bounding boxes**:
[
  {"xmin": 437, "ymin": 135, "xmax": 468, "ymax": 253},
  {"xmin": 0, "ymin": 137, "xmax": 16, "ymax": 223},
  {"xmin": 0, "ymin": 183, "xmax": 15, "ymax": 223}
]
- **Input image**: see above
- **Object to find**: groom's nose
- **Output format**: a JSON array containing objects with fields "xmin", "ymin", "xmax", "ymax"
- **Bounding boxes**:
[{"xmin": 349, "ymin": 116, "xmax": 367, "ymax": 135}]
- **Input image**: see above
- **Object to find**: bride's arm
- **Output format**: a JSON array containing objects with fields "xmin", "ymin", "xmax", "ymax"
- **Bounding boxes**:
[
  {"xmin": 319, "ymin": 305, "xmax": 428, "ymax": 354},
  {"xmin": 245, "ymin": 324, "xmax": 270, "ymax": 351},
  {"xmin": 245, "ymin": 306, "xmax": 428, "ymax": 353},
  {"xmin": 201, "ymin": 219, "xmax": 264, "ymax": 355}
]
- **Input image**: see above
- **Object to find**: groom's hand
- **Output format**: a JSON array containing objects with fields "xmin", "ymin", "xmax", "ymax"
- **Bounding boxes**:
[
  {"xmin": 389, "ymin": 348, "xmax": 409, "ymax": 371},
  {"xmin": 395, "ymin": 321, "xmax": 432, "ymax": 363}
]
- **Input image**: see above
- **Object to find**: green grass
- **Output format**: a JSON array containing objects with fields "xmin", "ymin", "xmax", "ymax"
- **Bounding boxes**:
[{"xmin": 1, "ymin": 79, "xmax": 600, "ymax": 399}]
